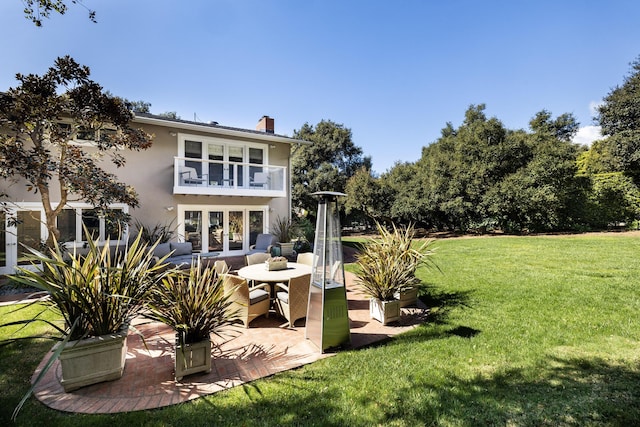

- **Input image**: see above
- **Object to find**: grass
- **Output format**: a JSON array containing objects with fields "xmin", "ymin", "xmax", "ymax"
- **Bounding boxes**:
[{"xmin": 2, "ymin": 233, "xmax": 640, "ymax": 425}]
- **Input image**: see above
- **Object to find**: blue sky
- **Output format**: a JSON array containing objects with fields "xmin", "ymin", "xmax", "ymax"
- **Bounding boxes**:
[{"xmin": 1, "ymin": 1, "xmax": 639, "ymax": 173}]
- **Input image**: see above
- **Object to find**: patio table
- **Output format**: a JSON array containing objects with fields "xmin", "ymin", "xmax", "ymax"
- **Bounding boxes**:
[{"xmin": 237, "ymin": 262, "xmax": 312, "ymax": 285}]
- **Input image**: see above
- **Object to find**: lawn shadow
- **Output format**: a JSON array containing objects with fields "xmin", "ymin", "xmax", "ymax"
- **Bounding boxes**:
[
  {"xmin": 154, "ymin": 351, "xmax": 640, "ymax": 425},
  {"xmin": 378, "ymin": 353, "xmax": 640, "ymax": 425},
  {"xmin": 419, "ymin": 284, "xmax": 475, "ymax": 326}
]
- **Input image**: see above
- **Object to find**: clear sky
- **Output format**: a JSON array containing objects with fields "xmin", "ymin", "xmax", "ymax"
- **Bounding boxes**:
[{"xmin": 1, "ymin": 1, "xmax": 639, "ymax": 173}]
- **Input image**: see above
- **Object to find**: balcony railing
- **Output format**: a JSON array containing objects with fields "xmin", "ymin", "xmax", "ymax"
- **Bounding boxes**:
[{"xmin": 173, "ymin": 157, "xmax": 287, "ymax": 197}]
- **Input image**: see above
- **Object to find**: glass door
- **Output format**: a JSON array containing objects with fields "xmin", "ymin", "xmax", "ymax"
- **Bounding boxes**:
[
  {"xmin": 180, "ymin": 206, "xmax": 267, "ymax": 256},
  {"xmin": 228, "ymin": 211, "xmax": 244, "ymax": 252},
  {"xmin": 208, "ymin": 211, "xmax": 224, "ymax": 252},
  {"xmin": 0, "ymin": 209, "xmax": 44, "ymax": 274},
  {"xmin": 184, "ymin": 211, "xmax": 203, "ymax": 252},
  {"xmin": 16, "ymin": 211, "xmax": 42, "ymax": 266}
]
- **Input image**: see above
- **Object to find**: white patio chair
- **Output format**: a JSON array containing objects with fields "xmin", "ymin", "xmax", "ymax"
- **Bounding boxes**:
[
  {"xmin": 180, "ymin": 166, "xmax": 208, "ymax": 185},
  {"xmin": 250, "ymin": 172, "xmax": 269, "ymax": 188}
]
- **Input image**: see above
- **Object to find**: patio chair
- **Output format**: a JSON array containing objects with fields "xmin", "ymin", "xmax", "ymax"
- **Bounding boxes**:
[
  {"xmin": 250, "ymin": 172, "xmax": 269, "ymax": 188},
  {"xmin": 213, "ymin": 260, "xmax": 229, "ymax": 275},
  {"xmin": 180, "ymin": 166, "xmax": 208, "ymax": 185},
  {"xmin": 245, "ymin": 252, "xmax": 271, "ymax": 265},
  {"xmin": 222, "ymin": 274, "xmax": 270, "ymax": 328},
  {"xmin": 274, "ymin": 273, "xmax": 311, "ymax": 327},
  {"xmin": 296, "ymin": 252, "xmax": 314, "ymax": 266},
  {"xmin": 246, "ymin": 233, "xmax": 277, "ymax": 255}
]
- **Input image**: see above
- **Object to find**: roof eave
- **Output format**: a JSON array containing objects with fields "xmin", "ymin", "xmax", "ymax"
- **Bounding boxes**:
[{"xmin": 133, "ymin": 115, "xmax": 310, "ymax": 145}]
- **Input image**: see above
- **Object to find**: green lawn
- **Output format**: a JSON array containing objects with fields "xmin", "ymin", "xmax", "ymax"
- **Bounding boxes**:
[{"xmin": 2, "ymin": 233, "xmax": 639, "ymax": 426}]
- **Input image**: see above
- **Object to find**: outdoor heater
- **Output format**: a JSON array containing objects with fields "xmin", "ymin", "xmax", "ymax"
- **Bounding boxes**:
[{"xmin": 305, "ymin": 191, "xmax": 351, "ymax": 352}]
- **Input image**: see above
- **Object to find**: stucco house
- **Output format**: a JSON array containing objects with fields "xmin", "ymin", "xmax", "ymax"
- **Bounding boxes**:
[{"xmin": 0, "ymin": 113, "xmax": 307, "ymax": 274}]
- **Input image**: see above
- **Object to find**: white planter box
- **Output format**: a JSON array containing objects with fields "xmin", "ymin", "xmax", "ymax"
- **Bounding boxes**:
[
  {"xmin": 369, "ymin": 298, "xmax": 401, "ymax": 325},
  {"xmin": 58, "ymin": 326, "xmax": 128, "ymax": 392},
  {"xmin": 175, "ymin": 339, "xmax": 212, "ymax": 381}
]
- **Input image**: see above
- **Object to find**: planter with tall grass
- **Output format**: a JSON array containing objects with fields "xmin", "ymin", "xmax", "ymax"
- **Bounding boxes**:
[
  {"xmin": 8, "ymin": 231, "xmax": 170, "ymax": 393},
  {"xmin": 145, "ymin": 260, "xmax": 237, "ymax": 381},
  {"xmin": 271, "ymin": 216, "xmax": 298, "ymax": 256},
  {"xmin": 355, "ymin": 222, "xmax": 437, "ymax": 325}
]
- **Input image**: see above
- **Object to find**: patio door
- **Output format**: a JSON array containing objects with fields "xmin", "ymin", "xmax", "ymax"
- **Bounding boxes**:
[
  {"xmin": 179, "ymin": 206, "xmax": 268, "ymax": 256},
  {"xmin": 0, "ymin": 209, "xmax": 45, "ymax": 275}
]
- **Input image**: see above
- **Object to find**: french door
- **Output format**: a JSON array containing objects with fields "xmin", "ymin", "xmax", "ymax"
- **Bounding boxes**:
[
  {"xmin": 179, "ymin": 205, "xmax": 268, "ymax": 256},
  {"xmin": 0, "ymin": 209, "xmax": 46, "ymax": 274}
]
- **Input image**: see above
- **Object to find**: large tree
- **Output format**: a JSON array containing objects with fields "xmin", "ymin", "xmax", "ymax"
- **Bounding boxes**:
[
  {"xmin": 291, "ymin": 120, "xmax": 370, "ymax": 217},
  {"xmin": 344, "ymin": 166, "xmax": 393, "ymax": 227},
  {"xmin": 596, "ymin": 56, "xmax": 640, "ymax": 185},
  {"xmin": 0, "ymin": 56, "xmax": 152, "ymax": 244},
  {"xmin": 383, "ymin": 105, "xmax": 585, "ymax": 232}
]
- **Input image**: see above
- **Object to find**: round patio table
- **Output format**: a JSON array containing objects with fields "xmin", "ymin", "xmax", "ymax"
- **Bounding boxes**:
[{"xmin": 237, "ymin": 262, "xmax": 312, "ymax": 284}]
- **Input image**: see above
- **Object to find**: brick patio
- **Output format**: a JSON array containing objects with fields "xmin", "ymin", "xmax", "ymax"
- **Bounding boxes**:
[{"xmin": 29, "ymin": 271, "xmax": 429, "ymax": 414}]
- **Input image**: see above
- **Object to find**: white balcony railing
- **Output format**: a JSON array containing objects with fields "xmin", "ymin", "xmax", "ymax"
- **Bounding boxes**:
[{"xmin": 173, "ymin": 157, "xmax": 287, "ymax": 197}]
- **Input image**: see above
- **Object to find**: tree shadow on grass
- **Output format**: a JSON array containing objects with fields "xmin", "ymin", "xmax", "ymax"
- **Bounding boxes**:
[
  {"xmin": 410, "ymin": 284, "xmax": 479, "ymax": 340},
  {"xmin": 378, "ymin": 353, "xmax": 640, "ymax": 425},
  {"xmin": 139, "ymin": 349, "xmax": 640, "ymax": 426}
]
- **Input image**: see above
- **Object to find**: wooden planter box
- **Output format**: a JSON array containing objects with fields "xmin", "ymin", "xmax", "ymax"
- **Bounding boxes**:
[
  {"xmin": 58, "ymin": 326, "xmax": 128, "ymax": 392},
  {"xmin": 278, "ymin": 242, "xmax": 295, "ymax": 257},
  {"xmin": 175, "ymin": 339, "xmax": 211, "ymax": 381},
  {"xmin": 369, "ymin": 298, "xmax": 401, "ymax": 325},
  {"xmin": 395, "ymin": 287, "xmax": 419, "ymax": 307}
]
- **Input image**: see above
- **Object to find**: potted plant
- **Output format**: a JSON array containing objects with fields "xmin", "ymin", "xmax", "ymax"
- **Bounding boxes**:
[
  {"xmin": 271, "ymin": 216, "xmax": 297, "ymax": 256},
  {"xmin": 144, "ymin": 260, "xmax": 237, "ymax": 381},
  {"xmin": 4, "ymin": 230, "xmax": 170, "ymax": 395},
  {"xmin": 355, "ymin": 222, "xmax": 436, "ymax": 325}
]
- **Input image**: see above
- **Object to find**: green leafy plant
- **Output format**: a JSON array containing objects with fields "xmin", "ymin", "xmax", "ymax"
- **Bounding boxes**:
[
  {"xmin": 144, "ymin": 260, "xmax": 238, "ymax": 346},
  {"xmin": 1, "ymin": 228, "xmax": 171, "ymax": 419},
  {"xmin": 8, "ymin": 230, "xmax": 169, "ymax": 341},
  {"xmin": 134, "ymin": 219, "xmax": 176, "ymax": 244},
  {"xmin": 355, "ymin": 222, "xmax": 437, "ymax": 301},
  {"xmin": 271, "ymin": 215, "xmax": 298, "ymax": 243}
]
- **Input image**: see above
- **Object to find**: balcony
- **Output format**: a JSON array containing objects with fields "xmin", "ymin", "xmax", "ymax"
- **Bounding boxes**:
[{"xmin": 173, "ymin": 157, "xmax": 287, "ymax": 197}]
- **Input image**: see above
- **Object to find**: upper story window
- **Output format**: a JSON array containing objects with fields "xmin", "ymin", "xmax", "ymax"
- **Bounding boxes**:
[
  {"xmin": 178, "ymin": 134, "xmax": 268, "ymax": 187},
  {"xmin": 56, "ymin": 122, "xmax": 118, "ymax": 146},
  {"xmin": 178, "ymin": 134, "xmax": 267, "ymax": 166}
]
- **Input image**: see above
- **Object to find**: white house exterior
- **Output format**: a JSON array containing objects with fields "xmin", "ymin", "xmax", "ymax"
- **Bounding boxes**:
[{"xmin": 0, "ymin": 114, "xmax": 307, "ymax": 274}]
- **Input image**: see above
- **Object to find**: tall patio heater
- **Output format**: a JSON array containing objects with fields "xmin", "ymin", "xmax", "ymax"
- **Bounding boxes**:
[{"xmin": 305, "ymin": 191, "xmax": 351, "ymax": 352}]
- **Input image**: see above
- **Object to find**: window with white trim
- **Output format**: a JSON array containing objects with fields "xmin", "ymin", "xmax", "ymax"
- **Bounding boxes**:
[{"xmin": 56, "ymin": 205, "xmax": 128, "ymax": 244}]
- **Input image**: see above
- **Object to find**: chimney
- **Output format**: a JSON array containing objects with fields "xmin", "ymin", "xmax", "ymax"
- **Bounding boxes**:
[{"xmin": 256, "ymin": 115, "xmax": 274, "ymax": 134}]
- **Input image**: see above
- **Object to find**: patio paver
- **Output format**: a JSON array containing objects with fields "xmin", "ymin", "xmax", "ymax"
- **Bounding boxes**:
[{"xmin": 29, "ymin": 272, "xmax": 429, "ymax": 414}]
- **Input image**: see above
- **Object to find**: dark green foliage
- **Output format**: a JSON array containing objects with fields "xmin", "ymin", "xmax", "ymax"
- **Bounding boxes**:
[
  {"xmin": 345, "ymin": 166, "xmax": 394, "ymax": 225},
  {"xmin": 133, "ymin": 219, "xmax": 176, "ymax": 244},
  {"xmin": 596, "ymin": 56, "xmax": 640, "ymax": 185},
  {"xmin": 376, "ymin": 104, "xmax": 587, "ymax": 232},
  {"xmin": 291, "ymin": 120, "xmax": 370, "ymax": 219}
]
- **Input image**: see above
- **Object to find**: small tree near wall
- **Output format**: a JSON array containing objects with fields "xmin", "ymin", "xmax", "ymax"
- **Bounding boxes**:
[{"xmin": 0, "ymin": 56, "xmax": 153, "ymax": 245}]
